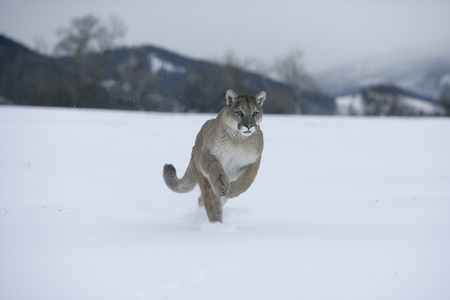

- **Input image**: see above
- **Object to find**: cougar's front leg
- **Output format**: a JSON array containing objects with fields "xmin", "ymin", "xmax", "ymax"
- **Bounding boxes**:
[
  {"xmin": 196, "ymin": 172, "xmax": 223, "ymax": 223},
  {"xmin": 227, "ymin": 157, "xmax": 261, "ymax": 198},
  {"xmin": 200, "ymin": 152, "xmax": 229, "ymax": 198}
]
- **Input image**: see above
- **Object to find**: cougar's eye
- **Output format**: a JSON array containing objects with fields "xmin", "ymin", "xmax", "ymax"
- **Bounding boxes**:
[
  {"xmin": 252, "ymin": 112, "xmax": 259, "ymax": 117},
  {"xmin": 236, "ymin": 111, "xmax": 244, "ymax": 117}
]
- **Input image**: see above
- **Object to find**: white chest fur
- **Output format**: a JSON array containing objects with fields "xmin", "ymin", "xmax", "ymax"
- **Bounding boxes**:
[{"xmin": 211, "ymin": 140, "xmax": 258, "ymax": 182}]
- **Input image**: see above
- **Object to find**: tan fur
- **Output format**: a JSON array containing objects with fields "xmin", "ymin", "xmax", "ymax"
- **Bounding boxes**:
[{"xmin": 163, "ymin": 90, "xmax": 266, "ymax": 223}]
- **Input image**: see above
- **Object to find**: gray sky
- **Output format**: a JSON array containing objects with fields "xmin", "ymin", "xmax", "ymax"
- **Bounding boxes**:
[{"xmin": 1, "ymin": 0, "xmax": 450, "ymax": 73}]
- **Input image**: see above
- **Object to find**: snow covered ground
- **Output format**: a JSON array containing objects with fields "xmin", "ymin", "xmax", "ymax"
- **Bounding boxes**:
[{"xmin": 1, "ymin": 106, "xmax": 449, "ymax": 300}]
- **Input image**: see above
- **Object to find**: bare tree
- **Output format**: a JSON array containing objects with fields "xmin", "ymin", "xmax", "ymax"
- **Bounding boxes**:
[
  {"xmin": 54, "ymin": 15, "xmax": 126, "ymax": 107},
  {"xmin": 55, "ymin": 15, "xmax": 125, "ymax": 56},
  {"xmin": 273, "ymin": 51, "xmax": 318, "ymax": 114},
  {"xmin": 221, "ymin": 51, "xmax": 249, "ymax": 94}
]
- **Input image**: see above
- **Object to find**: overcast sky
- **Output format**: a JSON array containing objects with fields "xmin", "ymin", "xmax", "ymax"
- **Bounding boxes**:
[{"xmin": 1, "ymin": 0, "xmax": 449, "ymax": 73}]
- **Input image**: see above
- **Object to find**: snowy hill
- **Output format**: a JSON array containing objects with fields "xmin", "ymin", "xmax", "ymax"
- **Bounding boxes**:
[
  {"xmin": 1, "ymin": 107, "xmax": 450, "ymax": 299},
  {"xmin": 336, "ymin": 92, "xmax": 446, "ymax": 116}
]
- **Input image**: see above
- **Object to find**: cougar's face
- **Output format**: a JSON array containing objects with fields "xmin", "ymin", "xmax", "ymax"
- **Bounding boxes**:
[{"xmin": 228, "ymin": 98, "xmax": 263, "ymax": 137}]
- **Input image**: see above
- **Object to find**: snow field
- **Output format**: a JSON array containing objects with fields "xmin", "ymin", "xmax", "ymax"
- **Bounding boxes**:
[{"xmin": 1, "ymin": 106, "xmax": 449, "ymax": 300}]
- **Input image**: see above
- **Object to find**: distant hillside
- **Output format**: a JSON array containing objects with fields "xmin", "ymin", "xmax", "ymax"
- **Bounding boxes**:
[
  {"xmin": 335, "ymin": 85, "xmax": 445, "ymax": 116},
  {"xmin": 0, "ymin": 35, "xmax": 335, "ymax": 114},
  {"xmin": 0, "ymin": 35, "xmax": 56, "ymax": 106}
]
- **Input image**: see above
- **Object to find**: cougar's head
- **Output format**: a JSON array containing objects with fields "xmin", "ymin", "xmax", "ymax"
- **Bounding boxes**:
[{"xmin": 224, "ymin": 89, "xmax": 266, "ymax": 137}]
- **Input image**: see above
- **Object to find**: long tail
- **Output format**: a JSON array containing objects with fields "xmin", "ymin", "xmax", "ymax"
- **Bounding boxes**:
[{"xmin": 163, "ymin": 159, "xmax": 197, "ymax": 193}]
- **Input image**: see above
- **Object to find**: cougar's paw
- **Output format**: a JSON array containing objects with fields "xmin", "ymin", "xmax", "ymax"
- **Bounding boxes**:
[{"xmin": 215, "ymin": 174, "xmax": 230, "ymax": 197}]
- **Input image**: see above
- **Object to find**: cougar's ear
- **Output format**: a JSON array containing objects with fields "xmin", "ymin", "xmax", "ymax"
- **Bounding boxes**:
[
  {"xmin": 255, "ymin": 91, "xmax": 266, "ymax": 106},
  {"xmin": 226, "ymin": 89, "xmax": 238, "ymax": 106}
]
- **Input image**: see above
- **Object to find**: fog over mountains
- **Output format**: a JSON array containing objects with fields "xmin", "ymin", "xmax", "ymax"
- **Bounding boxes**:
[{"xmin": 313, "ymin": 42, "xmax": 450, "ymax": 100}]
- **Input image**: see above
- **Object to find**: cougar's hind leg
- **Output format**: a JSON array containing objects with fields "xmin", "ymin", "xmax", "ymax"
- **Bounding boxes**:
[{"xmin": 197, "ymin": 174, "xmax": 223, "ymax": 223}]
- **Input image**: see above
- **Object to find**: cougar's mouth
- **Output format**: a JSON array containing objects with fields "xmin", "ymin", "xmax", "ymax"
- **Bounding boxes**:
[{"xmin": 239, "ymin": 126, "xmax": 256, "ymax": 136}]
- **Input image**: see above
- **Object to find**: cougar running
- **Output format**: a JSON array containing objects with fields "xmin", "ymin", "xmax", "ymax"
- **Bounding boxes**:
[{"xmin": 163, "ymin": 90, "xmax": 265, "ymax": 223}]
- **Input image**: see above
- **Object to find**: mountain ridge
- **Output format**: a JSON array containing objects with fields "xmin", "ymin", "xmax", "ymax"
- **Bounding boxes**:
[
  {"xmin": 0, "ymin": 34, "xmax": 336, "ymax": 114},
  {"xmin": 2, "ymin": 34, "xmax": 448, "ymax": 115}
]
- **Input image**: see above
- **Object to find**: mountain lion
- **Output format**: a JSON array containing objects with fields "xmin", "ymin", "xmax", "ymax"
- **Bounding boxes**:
[{"xmin": 163, "ymin": 90, "xmax": 266, "ymax": 223}]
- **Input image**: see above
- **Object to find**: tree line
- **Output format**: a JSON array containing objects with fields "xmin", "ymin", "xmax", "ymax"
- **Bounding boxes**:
[{"xmin": 0, "ymin": 15, "xmax": 326, "ymax": 114}]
